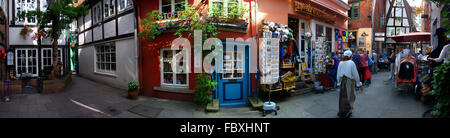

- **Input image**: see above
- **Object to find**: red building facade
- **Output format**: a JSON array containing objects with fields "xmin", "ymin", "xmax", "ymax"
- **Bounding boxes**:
[{"xmin": 134, "ymin": 0, "xmax": 349, "ymax": 104}]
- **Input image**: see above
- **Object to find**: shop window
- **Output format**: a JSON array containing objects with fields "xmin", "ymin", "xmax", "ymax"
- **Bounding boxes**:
[
  {"xmin": 15, "ymin": 48, "xmax": 38, "ymax": 77},
  {"xmin": 95, "ymin": 43, "xmax": 116, "ymax": 73},
  {"xmin": 40, "ymin": 0, "xmax": 48, "ymax": 11},
  {"xmin": 349, "ymin": 1, "xmax": 360, "ymax": 20},
  {"xmin": 209, "ymin": 0, "xmax": 242, "ymax": 17},
  {"xmin": 104, "ymin": 0, "xmax": 115, "ymax": 18},
  {"xmin": 387, "ymin": 27, "xmax": 395, "ymax": 37},
  {"xmin": 316, "ymin": 24, "xmax": 324, "ymax": 39},
  {"xmin": 15, "ymin": 0, "xmax": 37, "ymax": 24},
  {"xmin": 326, "ymin": 27, "xmax": 332, "ymax": 52},
  {"xmin": 160, "ymin": 48, "xmax": 188, "ymax": 86},
  {"xmin": 159, "ymin": 0, "xmax": 186, "ymax": 17},
  {"xmin": 41, "ymin": 48, "xmax": 63, "ymax": 70},
  {"xmin": 118, "ymin": 0, "xmax": 133, "ymax": 11},
  {"xmin": 93, "ymin": 3, "xmax": 102, "ymax": 24}
]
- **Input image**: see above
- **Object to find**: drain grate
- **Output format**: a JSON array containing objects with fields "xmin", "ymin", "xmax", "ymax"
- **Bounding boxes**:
[{"xmin": 105, "ymin": 106, "xmax": 122, "ymax": 116}]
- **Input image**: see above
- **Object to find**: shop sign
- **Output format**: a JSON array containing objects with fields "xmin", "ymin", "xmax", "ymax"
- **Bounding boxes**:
[
  {"xmin": 294, "ymin": 1, "xmax": 336, "ymax": 23},
  {"xmin": 375, "ymin": 33, "xmax": 385, "ymax": 37},
  {"xmin": 375, "ymin": 37, "xmax": 385, "ymax": 41},
  {"xmin": 359, "ymin": 38, "xmax": 365, "ymax": 46},
  {"xmin": 7, "ymin": 51, "xmax": 14, "ymax": 66}
]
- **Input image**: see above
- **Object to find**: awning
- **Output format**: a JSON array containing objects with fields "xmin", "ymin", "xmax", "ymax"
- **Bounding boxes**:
[{"xmin": 391, "ymin": 32, "xmax": 431, "ymax": 42}]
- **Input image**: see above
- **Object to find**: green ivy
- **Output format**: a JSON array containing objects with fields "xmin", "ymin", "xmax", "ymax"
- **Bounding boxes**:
[
  {"xmin": 427, "ymin": 0, "xmax": 450, "ymax": 36},
  {"xmin": 194, "ymin": 73, "xmax": 218, "ymax": 106},
  {"xmin": 430, "ymin": 63, "xmax": 450, "ymax": 117},
  {"xmin": 138, "ymin": 10, "xmax": 166, "ymax": 40}
]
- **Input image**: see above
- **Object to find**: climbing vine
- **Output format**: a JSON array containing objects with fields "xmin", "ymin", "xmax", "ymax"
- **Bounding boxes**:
[{"xmin": 430, "ymin": 63, "xmax": 450, "ymax": 117}]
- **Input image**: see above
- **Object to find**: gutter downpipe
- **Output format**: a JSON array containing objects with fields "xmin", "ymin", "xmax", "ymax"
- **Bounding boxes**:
[
  {"xmin": 132, "ymin": 0, "xmax": 144, "ymax": 96},
  {"xmin": 372, "ymin": 0, "xmax": 375, "ymax": 52}
]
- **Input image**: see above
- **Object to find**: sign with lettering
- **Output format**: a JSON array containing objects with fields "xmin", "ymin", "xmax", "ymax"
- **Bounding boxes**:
[
  {"xmin": 294, "ymin": 1, "xmax": 336, "ymax": 23},
  {"xmin": 7, "ymin": 51, "xmax": 14, "ymax": 66}
]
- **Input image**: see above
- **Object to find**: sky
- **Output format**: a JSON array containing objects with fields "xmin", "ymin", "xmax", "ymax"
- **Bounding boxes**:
[
  {"xmin": 407, "ymin": 0, "xmax": 424, "ymax": 31},
  {"xmin": 407, "ymin": 0, "xmax": 423, "ymax": 7}
]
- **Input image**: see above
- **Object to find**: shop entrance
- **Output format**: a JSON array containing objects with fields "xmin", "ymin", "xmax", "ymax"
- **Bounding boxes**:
[{"xmin": 216, "ymin": 41, "xmax": 251, "ymax": 107}]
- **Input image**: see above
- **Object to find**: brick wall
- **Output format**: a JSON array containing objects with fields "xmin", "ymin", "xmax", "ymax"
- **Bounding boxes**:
[
  {"xmin": 373, "ymin": 0, "xmax": 386, "ymax": 33},
  {"xmin": 348, "ymin": 0, "xmax": 373, "ymax": 29}
]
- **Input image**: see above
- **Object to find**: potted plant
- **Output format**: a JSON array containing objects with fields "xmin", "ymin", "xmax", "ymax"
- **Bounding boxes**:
[
  {"xmin": 127, "ymin": 81, "xmax": 140, "ymax": 100},
  {"xmin": 194, "ymin": 73, "xmax": 218, "ymax": 107}
]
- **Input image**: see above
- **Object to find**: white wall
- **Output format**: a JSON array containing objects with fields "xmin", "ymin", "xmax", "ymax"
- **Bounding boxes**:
[
  {"xmin": 78, "ymin": 38, "xmax": 138, "ymax": 90},
  {"xmin": 118, "ymin": 13, "xmax": 135, "ymax": 35},
  {"xmin": 93, "ymin": 26, "xmax": 102, "ymax": 41},
  {"xmin": 9, "ymin": 27, "xmax": 66, "ymax": 45},
  {"xmin": 430, "ymin": 3, "xmax": 444, "ymax": 48},
  {"xmin": 104, "ymin": 20, "xmax": 116, "ymax": 39},
  {"xmin": 85, "ymin": 10, "xmax": 92, "ymax": 29},
  {"xmin": 79, "ymin": 32, "xmax": 85, "ymax": 45},
  {"xmin": 85, "ymin": 30, "xmax": 92, "ymax": 43}
]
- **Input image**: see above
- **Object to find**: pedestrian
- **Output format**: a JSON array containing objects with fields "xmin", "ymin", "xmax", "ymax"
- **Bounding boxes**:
[
  {"xmin": 417, "ymin": 50, "xmax": 424, "ymax": 60},
  {"xmin": 337, "ymin": 50, "xmax": 363, "ymax": 118},
  {"xmin": 359, "ymin": 49, "xmax": 370, "ymax": 86},
  {"xmin": 351, "ymin": 48, "xmax": 361, "ymax": 70},
  {"xmin": 372, "ymin": 50, "xmax": 378, "ymax": 73},
  {"xmin": 328, "ymin": 53, "xmax": 339, "ymax": 89},
  {"xmin": 366, "ymin": 50, "xmax": 373, "ymax": 85},
  {"xmin": 429, "ymin": 43, "xmax": 450, "ymax": 64},
  {"xmin": 388, "ymin": 49, "xmax": 396, "ymax": 80}
]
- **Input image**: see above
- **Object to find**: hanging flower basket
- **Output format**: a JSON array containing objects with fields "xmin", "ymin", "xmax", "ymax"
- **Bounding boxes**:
[{"xmin": 20, "ymin": 25, "xmax": 32, "ymax": 38}]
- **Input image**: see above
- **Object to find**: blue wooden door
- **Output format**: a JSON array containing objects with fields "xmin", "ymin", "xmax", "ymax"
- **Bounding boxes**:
[{"xmin": 216, "ymin": 43, "xmax": 250, "ymax": 107}]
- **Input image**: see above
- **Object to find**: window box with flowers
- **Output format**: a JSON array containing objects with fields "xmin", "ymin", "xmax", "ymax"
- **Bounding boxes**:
[{"xmin": 209, "ymin": 0, "xmax": 249, "ymax": 33}]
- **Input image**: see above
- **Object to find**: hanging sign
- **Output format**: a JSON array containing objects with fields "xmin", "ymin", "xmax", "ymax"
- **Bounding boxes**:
[
  {"xmin": 7, "ymin": 51, "xmax": 14, "ymax": 66},
  {"xmin": 294, "ymin": 1, "xmax": 336, "ymax": 23}
]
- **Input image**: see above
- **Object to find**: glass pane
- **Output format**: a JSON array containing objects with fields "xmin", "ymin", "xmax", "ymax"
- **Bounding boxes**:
[
  {"xmin": 163, "ymin": 73, "xmax": 173, "ymax": 84},
  {"xmin": 163, "ymin": 62, "xmax": 172, "ymax": 72},
  {"xmin": 395, "ymin": 18, "xmax": 402, "ymax": 26},
  {"xmin": 176, "ymin": 74, "xmax": 187, "ymax": 85},
  {"xmin": 105, "ymin": 63, "xmax": 110, "ymax": 70},
  {"xmin": 175, "ymin": 3, "xmax": 185, "ymax": 12},
  {"xmin": 388, "ymin": 18, "xmax": 394, "ymax": 26},
  {"xmin": 163, "ymin": 50, "xmax": 173, "ymax": 59},
  {"xmin": 387, "ymin": 27, "xmax": 395, "ymax": 37},
  {"xmin": 162, "ymin": 0, "xmax": 171, "ymax": 5},
  {"xmin": 120, "ymin": 0, "xmax": 125, "ymax": 9},
  {"xmin": 162, "ymin": 5, "xmax": 171, "ymax": 13},
  {"xmin": 316, "ymin": 24, "xmax": 324, "ymax": 38},
  {"xmin": 395, "ymin": 8, "xmax": 402, "ymax": 17},
  {"xmin": 403, "ymin": 19, "xmax": 409, "ymax": 26},
  {"xmin": 111, "ymin": 63, "xmax": 116, "ymax": 71}
]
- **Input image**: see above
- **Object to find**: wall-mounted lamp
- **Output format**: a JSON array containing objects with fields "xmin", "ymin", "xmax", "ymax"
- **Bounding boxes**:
[{"xmin": 361, "ymin": 32, "xmax": 368, "ymax": 37}]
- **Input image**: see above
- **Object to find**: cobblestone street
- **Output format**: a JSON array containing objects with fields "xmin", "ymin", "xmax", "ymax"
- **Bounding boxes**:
[{"xmin": 0, "ymin": 71, "xmax": 431, "ymax": 118}]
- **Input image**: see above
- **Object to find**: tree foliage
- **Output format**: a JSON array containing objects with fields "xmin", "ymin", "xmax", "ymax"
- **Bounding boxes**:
[{"xmin": 16, "ymin": 0, "xmax": 88, "ymax": 80}]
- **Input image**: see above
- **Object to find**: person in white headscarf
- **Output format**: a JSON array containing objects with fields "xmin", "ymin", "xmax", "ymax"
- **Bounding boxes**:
[{"xmin": 337, "ymin": 50, "xmax": 363, "ymax": 118}]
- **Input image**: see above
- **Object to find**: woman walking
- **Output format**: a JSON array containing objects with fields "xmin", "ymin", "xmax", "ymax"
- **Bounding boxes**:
[{"xmin": 337, "ymin": 50, "xmax": 363, "ymax": 118}]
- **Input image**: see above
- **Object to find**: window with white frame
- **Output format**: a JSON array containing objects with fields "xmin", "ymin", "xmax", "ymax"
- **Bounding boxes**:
[
  {"xmin": 159, "ymin": 0, "xmax": 186, "ymax": 16},
  {"xmin": 15, "ymin": 0, "xmax": 37, "ymax": 24},
  {"xmin": 104, "ymin": 0, "xmax": 115, "ymax": 18},
  {"xmin": 93, "ymin": 3, "xmax": 102, "ymax": 24},
  {"xmin": 41, "ymin": 48, "xmax": 62, "ymax": 70},
  {"xmin": 95, "ymin": 43, "xmax": 116, "ymax": 73},
  {"xmin": 16, "ymin": 48, "xmax": 38, "ymax": 77},
  {"xmin": 40, "ymin": 0, "xmax": 48, "ymax": 11},
  {"xmin": 209, "ymin": 0, "xmax": 241, "ymax": 17},
  {"xmin": 118, "ymin": 0, "xmax": 133, "ymax": 11},
  {"xmin": 160, "ymin": 48, "xmax": 188, "ymax": 86}
]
